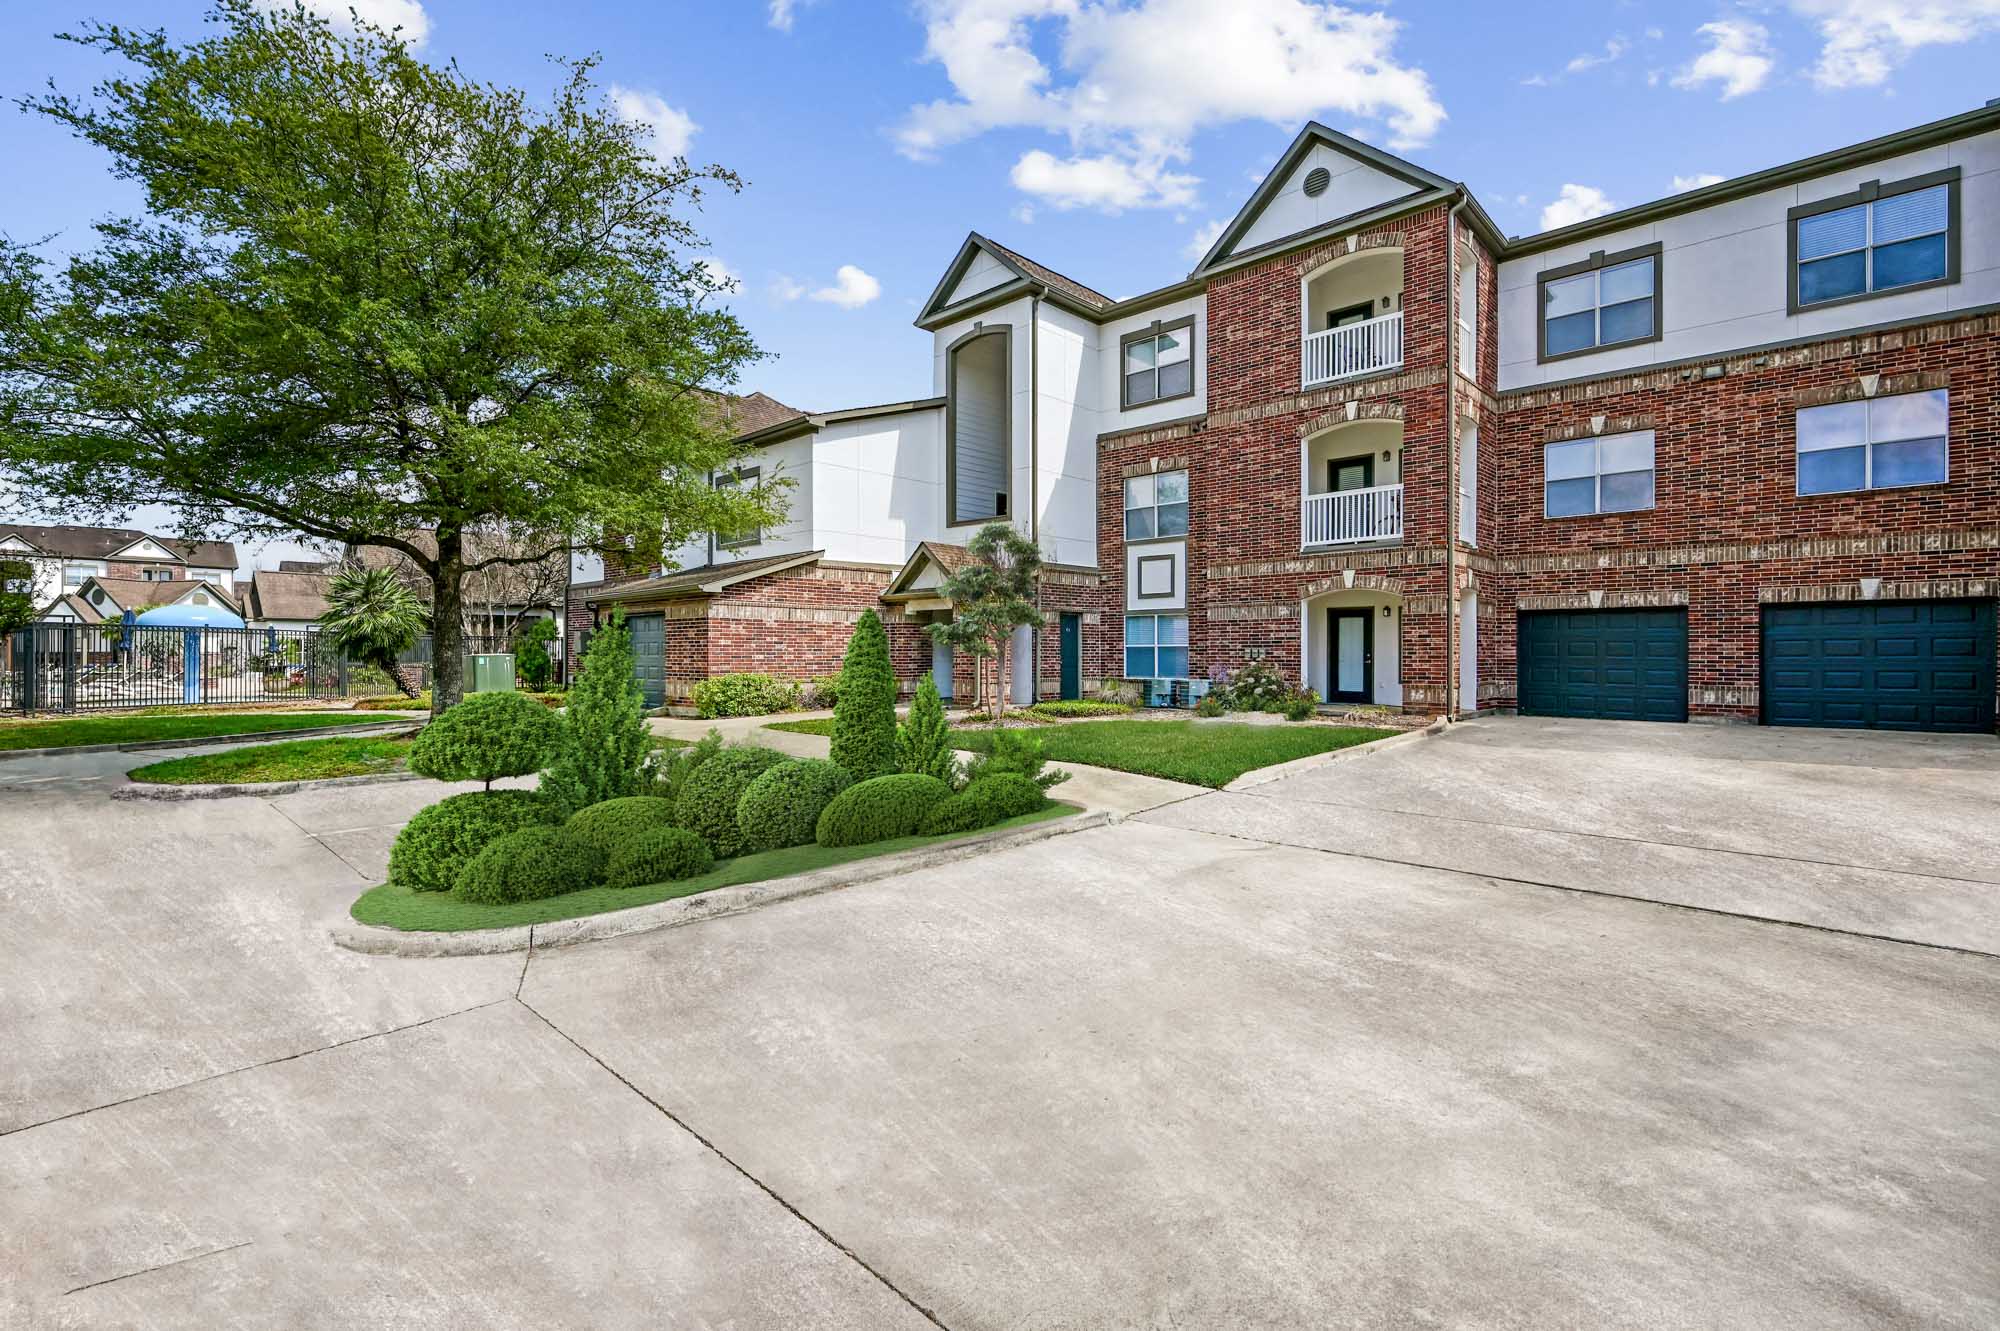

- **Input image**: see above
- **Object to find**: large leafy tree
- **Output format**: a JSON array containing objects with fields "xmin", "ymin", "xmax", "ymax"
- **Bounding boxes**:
[
  {"xmin": 0, "ymin": 1, "xmax": 778, "ymax": 713},
  {"xmin": 927, "ymin": 522, "xmax": 1043, "ymax": 718}
]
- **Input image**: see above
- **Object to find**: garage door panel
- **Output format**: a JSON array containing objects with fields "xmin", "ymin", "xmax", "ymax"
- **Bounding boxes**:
[
  {"xmin": 1519, "ymin": 610, "xmax": 1688, "ymax": 723},
  {"xmin": 1761, "ymin": 600, "xmax": 1995, "ymax": 734}
]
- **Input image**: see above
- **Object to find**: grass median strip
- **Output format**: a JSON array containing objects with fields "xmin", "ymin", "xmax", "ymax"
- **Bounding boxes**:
[
  {"xmin": 951, "ymin": 719, "xmax": 1390, "ymax": 788},
  {"xmin": 127, "ymin": 734, "xmax": 417, "ymax": 785},
  {"xmin": 350, "ymin": 803, "xmax": 1077, "ymax": 933},
  {"xmin": 0, "ymin": 711, "xmax": 385, "ymax": 752}
]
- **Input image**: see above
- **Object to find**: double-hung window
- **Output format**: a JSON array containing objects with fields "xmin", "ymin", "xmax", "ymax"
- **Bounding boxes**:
[
  {"xmin": 1792, "ymin": 171, "xmax": 1957, "ymax": 311},
  {"xmin": 1796, "ymin": 389, "xmax": 1948, "ymax": 495},
  {"xmin": 1538, "ymin": 244, "xmax": 1660, "ymax": 362},
  {"xmin": 1123, "ymin": 469, "xmax": 1188, "ymax": 540},
  {"xmin": 1123, "ymin": 613, "xmax": 1188, "ymax": 680},
  {"xmin": 715, "ymin": 466, "xmax": 761, "ymax": 550},
  {"xmin": 1121, "ymin": 318, "xmax": 1194, "ymax": 409},
  {"xmin": 1544, "ymin": 430, "xmax": 1655, "ymax": 518}
]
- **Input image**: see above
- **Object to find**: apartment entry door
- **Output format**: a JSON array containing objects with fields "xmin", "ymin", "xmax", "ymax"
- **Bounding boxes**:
[{"xmin": 1326, "ymin": 607, "xmax": 1373, "ymax": 704}]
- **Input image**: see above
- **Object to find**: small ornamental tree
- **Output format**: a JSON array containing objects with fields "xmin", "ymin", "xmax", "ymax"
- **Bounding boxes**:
[
  {"xmin": 512, "ymin": 618, "xmax": 559, "ymax": 691},
  {"xmin": 540, "ymin": 612, "xmax": 649, "ymax": 813},
  {"xmin": 319, "ymin": 565, "xmax": 427, "ymax": 699},
  {"xmin": 408, "ymin": 689, "xmax": 563, "ymax": 790},
  {"xmin": 896, "ymin": 673, "xmax": 954, "ymax": 784},
  {"xmin": 0, "ymin": 558, "xmax": 35, "ymax": 636},
  {"xmin": 927, "ymin": 522, "xmax": 1042, "ymax": 718},
  {"xmin": 830, "ymin": 609, "xmax": 897, "ymax": 779}
]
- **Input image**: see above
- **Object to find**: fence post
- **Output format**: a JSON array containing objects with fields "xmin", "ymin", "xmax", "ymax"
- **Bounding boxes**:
[{"xmin": 61, "ymin": 623, "xmax": 77, "ymax": 714}]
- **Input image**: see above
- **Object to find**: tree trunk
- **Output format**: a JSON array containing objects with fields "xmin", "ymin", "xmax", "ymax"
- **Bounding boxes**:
[
  {"xmin": 430, "ymin": 530, "xmax": 466, "ymax": 717},
  {"xmin": 993, "ymin": 633, "xmax": 1009, "ymax": 720}
]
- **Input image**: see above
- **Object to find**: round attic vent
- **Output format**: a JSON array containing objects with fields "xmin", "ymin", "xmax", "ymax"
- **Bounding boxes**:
[{"xmin": 1302, "ymin": 166, "xmax": 1331, "ymax": 198}]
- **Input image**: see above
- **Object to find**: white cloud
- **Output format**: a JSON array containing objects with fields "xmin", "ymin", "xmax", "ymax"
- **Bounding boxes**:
[
  {"xmin": 262, "ymin": 0, "xmax": 431, "ymax": 46},
  {"xmin": 895, "ymin": 0, "xmax": 1444, "ymax": 213},
  {"xmin": 1184, "ymin": 218, "xmax": 1228, "ymax": 261},
  {"xmin": 809, "ymin": 265, "xmax": 883, "ymax": 309},
  {"xmin": 769, "ymin": 0, "xmax": 798, "ymax": 30},
  {"xmin": 770, "ymin": 274, "xmax": 808, "ymax": 301},
  {"xmin": 609, "ymin": 85, "xmax": 698, "ymax": 163},
  {"xmin": 1788, "ymin": 0, "xmax": 2000, "ymax": 88},
  {"xmin": 1540, "ymin": 183, "xmax": 1617, "ymax": 231},
  {"xmin": 1010, "ymin": 149, "xmax": 1199, "ymax": 211},
  {"xmin": 697, "ymin": 258, "xmax": 740, "ymax": 292},
  {"xmin": 1672, "ymin": 172, "xmax": 1726, "ymax": 192},
  {"xmin": 1012, "ymin": 202, "xmax": 1037, "ymax": 225},
  {"xmin": 1673, "ymin": 19, "xmax": 1775, "ymax": 99},
  {"xmin": 1565, "ymin": 37, "xmax": 1631, "ymax": 73}
]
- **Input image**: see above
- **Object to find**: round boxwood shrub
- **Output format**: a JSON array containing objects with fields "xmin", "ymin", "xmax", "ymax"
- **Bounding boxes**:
[
  {"xmin": 921, "ymin": 773, "xmax": 1046, "ymax": 836},
  {"xmin": 673, "ymin": 745, "xmax": 787, "ymax": 858},
  {"xmin": 408, "ymin": 689, "xmax": 564, "ymax": 790},
  {"xmin": 814, "ymin": 773, "xmax": 952, "ymax": 848},
  {"xmin": 387, "ymin": 790, "xmax": 560, "ymax": 892},
  {"xmin": 736, "ymin": 758, "xmax": 855, "ymax": 853},
  {"xmin": 563, "ymin": 795, "xmax": 678, "ymax": 859},
  {"xmin": 604, "ymin": 826, "xmax": 715, "ymax": 888},
  {"xmin": 453, "ymin": 825, "xmax": 603, "ymax": 904}
]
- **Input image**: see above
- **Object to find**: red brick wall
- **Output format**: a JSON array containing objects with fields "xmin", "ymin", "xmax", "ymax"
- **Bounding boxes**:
[{"xmin": 1486, "ymin": 312, "xmax": 2000, "ymax": 720}]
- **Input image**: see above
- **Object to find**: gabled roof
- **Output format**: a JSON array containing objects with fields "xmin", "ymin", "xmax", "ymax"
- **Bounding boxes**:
[
  {"xmin": 0, "ymin": 522, "xmax": 237, "ymax": 569},
  {"xmin": 589, "ymin": 549, "xmax": 826, "ymax": 603},
  {"xmin": 916, "ymin": 232, "xmax": 1116, "ymax": 328},
  {"xmin": 79, "ymin": 576, "xmax": 243, "ymax": 617},
  {"xmin": 243, "ymin": 569, "xmax": 332, "ymax": 622},
  {"xmin": 1191, "ymin": 122, "xmax": 1455, "ymax": 276},
  {"xmin": 881, "ymin": 541, "xmax": 975, "ymax": 602},
  {"xmin": 42, "ymin": 592, "xmax": 106, "ymax": 624},
  {"xmin": 702, "ymin": 390, "xmax": 812, "ymax": 440}
]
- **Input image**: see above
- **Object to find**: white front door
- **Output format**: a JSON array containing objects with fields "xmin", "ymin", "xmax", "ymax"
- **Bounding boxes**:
[{"xmin": 931, "ymin": 638, "xmax": 953, "ymax": 700}]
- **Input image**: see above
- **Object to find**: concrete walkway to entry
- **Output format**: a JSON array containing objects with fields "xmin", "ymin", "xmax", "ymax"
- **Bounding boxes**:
[{"xmin": 648, "ymin": 710, "xmax": 1208, "ymax": 819}]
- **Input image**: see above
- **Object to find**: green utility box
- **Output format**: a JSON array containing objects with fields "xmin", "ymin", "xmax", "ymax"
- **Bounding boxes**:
[{"xmin": 463, "ymin": 653, "xmax": 516, "ymax": 693}]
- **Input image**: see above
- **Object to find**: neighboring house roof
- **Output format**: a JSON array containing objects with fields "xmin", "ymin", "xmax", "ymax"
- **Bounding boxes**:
[
  {"xmin": 278, "ymin": 559, "xmax": 335, "ymax": 573},
  {"xmin": 243, "ymin": 569, "xmax": 332, "ymax": 623},
  {"xmin": 590, "ymin": 549, "xmax": 825, "ymax": 603},
  {"xmin": 41, "ymin": 592, "xmax": 106, "ymax": 624},
  {"xmin": 707, "ymin": 390, "xmax": 810, "ymax": 438},
  {"xmin": 82, "ymin": 576, "xmax": 244, "ymax": 617},
  {"xmin": 0, "ymin": 522, "xmax": 238, "ymax": 570}
]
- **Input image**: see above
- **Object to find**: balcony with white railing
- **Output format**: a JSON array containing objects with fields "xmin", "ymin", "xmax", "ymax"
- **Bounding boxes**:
[
  {"xmin": 1301, "ymin": 311, "xmax": 1403, "ymax": 389},
  {"xmin": 1302, "ymin": 483, "xmax": 1403, "ymax": 548}
]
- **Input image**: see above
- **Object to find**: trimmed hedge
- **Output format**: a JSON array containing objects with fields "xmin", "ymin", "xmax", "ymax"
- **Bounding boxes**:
[
  {"xmin": 387, "ymin": 790, "xmax": 560, "ymax": 892},
  {"xmin": 407, "ymin": 689, "xmax": 562, "ymax": 789},
  {"xmin": 920, "ymin": 773, "xmax": 1046, "ymax": 836},
  {"xmin": 736, "ymin": 758, "xmax": 854, "ymax": 853},
  {"xmin": 454, "ymin": 826, "xmax": 604, "ymax": 904},
  {"xmin": 814, "ymin": 773, "xmax": 952, "ymax": 848},
  {"xmin": 604, "ymin": 826, "xmax": 715, "ymax": 888},
  {"xmin": 690, "ymin": 672, "xmax": 802, "ymax": 718},
  {"xmin": 564, "ymin": 795, "xmax": 678, "ymax": 859},
  {"xmin": 673, "ymin": 745, "xmax": 786, "ymax": 858}
]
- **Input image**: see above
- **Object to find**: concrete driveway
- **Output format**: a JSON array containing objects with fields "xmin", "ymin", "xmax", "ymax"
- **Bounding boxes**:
[{"xmin": 3, "ymin": 718, "xmax": 1996, "ymax": 1327}]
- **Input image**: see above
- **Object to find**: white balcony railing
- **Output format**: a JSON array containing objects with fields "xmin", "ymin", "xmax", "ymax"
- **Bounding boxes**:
[
  {"xmin": 1302, "ymin": 483, "xmax": 1403, "ymax": 547},
  {"xmin": 1301, "ymin": 310, "xmax": 1403, "ymax": 388}
]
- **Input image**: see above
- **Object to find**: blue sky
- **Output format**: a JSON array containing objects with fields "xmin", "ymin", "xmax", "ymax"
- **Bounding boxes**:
[{"xmin": 4, "ymin": 0, "xmax": 1999, "ymax": 569}]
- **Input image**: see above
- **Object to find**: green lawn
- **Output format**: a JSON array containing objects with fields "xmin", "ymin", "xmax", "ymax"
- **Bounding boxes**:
[
  {"xmin": 350, "ymin": 802, "xmax": 1077, "ymax": 932},
  {"xmin": 764, "ymin": 717, "xmax": 835, "ymax": 736},
  {"xmin": 950, "ymin": 719, "xmax": 1390, "ymax": 788},
  {"xmin": 127, "ymin": 734, "xmax": 416, "ymax": 784},
  {"xmin": 0, "ymin": 711, "xmax": 386, "ymax": 752}
]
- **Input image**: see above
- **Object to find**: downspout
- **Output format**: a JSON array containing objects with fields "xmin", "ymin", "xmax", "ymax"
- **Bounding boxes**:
[
  {"xmin": 1027, "ymin": 286, "xmax": 1044, "ymax": 707},
  {"xmin": 1443, "ymin": 192, "xmax": 1468, "ymax": 721}
]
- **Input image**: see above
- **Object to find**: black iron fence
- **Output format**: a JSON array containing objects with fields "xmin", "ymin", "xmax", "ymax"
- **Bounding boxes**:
[{"xmin": 3, "ymin": 622, "xmax": 343, "ymax": 713}]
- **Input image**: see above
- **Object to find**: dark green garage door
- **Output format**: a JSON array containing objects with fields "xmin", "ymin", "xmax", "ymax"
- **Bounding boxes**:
[
  {"xmin": 626, "ymin": 613, "xmax": 666, "ymax": 708},
  {"xmin": 1518, "ymin": 609, "xmax": 1688, "ymax": 722},
  {"xmin": 1762, "ymin": 600, "xmax": 1994, "ymax": 733}
]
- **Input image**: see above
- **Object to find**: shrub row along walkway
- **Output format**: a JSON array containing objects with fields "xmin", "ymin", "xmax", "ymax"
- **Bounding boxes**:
[{"xmin": 649, "ymin": 711, "xmax": 1210, "ymax": 818}]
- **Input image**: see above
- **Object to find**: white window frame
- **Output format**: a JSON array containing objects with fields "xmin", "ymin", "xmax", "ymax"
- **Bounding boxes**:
[
  {"xmin": 63, "ymin": 560, "xmax": 106, "ymax": 589},
  {"xmin": 1123, "ymin": 612, "xmax": 1189, "ymax": 681},
  {"xmin": 1795, "ymin": 389, "xmax": 1950, "ymax": 496},
  {"xmin": 1543, "ymin": 430, "xmax": 1656, "ymax": 519},
  {"xmin": 714, "ymin": 465, "xmax": 761, "ymax": 551},
  {"xmin": 1455, "ymin": 257, "xmax": 1478, "ymax": 379}
]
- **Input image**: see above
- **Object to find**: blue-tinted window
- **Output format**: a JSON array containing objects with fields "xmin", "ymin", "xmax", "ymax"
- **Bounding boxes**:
[
  {"xmin": 1124, "ymin": 613, "xmax": 1188, "ymax": 680},
  {"xmin": 1544, "ymin": 432, "xmax": 1655, "ymax": 518},
  {"xmin": 1540, "ymin": 254, "xmax": 1656, "ymax": 358},
  {"xmin": 1795, "ymin": 183, "xmax": 1950, "ymax": 307},
  {"xmin": 1796, "ymin": 390, "xmax": 1948, "ymax": 494}
]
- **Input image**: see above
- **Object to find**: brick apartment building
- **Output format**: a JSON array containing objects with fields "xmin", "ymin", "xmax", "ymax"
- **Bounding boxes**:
[{"xmin": 591, "ymin": 101, "xmax": 1998, "ymax": 732}]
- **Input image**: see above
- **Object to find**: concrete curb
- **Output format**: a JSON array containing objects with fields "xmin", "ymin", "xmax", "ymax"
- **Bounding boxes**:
[
  {"xmin": 331, "ymin": 807, "xmax": 1112, "ymax": 958},
  {"xmin": 0, "ymin": 719, "xmax": 416, "ymax": 763},
  {"xmin": 1220, "ymin": 718, "xmax": 1447, "ymax": 793},
  {"xmin": 114, "ymin": 768, "xmax": 430, "ymax": 802}
]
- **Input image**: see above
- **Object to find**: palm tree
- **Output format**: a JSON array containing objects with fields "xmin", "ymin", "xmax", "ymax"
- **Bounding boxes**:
[{"xmin": 319, "ymin": 564, "xmax": 428, "ymax": 701}]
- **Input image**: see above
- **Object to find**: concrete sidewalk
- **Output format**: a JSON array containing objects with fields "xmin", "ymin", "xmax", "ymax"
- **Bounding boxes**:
[{"xmin": 649, "ymin": 711, "xmax": 1208, "ymax": 818}]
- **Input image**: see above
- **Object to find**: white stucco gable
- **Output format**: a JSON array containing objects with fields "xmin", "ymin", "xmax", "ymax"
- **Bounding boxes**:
[
  {"xmin": 109, "ymin": 537, "xmax": 180, "ymax": 563},
  {"xmin": 946, "ymin": 250, "xmax": 1014, "ymax": 306},
  {"xmin": 1194, "ymin": 124, "xmax": 1452, "ymax": 273}
]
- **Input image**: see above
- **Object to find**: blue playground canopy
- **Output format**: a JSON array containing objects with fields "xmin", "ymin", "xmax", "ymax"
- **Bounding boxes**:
[{"xmin": 136, "ymin": 600, "xmax": 246, "ymax": 629}]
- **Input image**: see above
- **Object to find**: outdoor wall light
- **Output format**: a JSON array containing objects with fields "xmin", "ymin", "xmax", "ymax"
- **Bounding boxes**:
[{"xmin": 1382, "ymin": 607, "xmax": 1392, "ymax": 618}]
